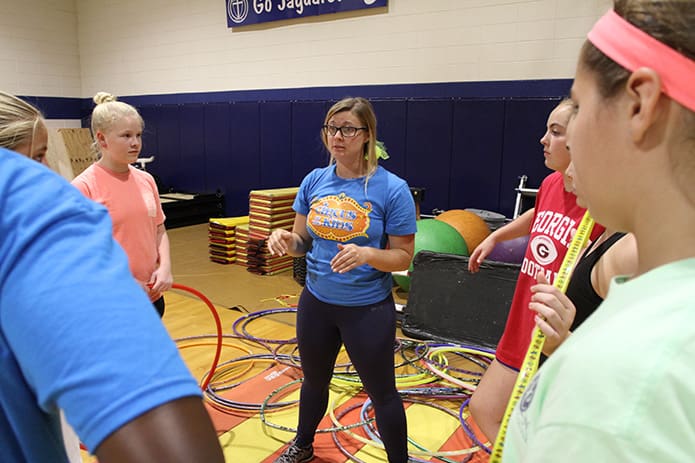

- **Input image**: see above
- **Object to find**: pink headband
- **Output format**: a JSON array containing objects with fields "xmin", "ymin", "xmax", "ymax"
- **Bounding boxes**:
[{"xmin": 587, "ymin": 10, "xmax": 695, "ymax": 113}]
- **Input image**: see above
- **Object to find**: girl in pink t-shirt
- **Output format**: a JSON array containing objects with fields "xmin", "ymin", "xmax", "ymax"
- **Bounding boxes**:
[{"xmin": 72, "ymin": 92, "xmax": 172, "ymax": 317}]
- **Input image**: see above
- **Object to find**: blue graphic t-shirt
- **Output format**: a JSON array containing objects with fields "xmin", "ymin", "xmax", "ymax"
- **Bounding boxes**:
[
  {"xmin": 0, "ymin": 149, "xmax": 201, "ymax": 462},
  {"xmin": 294, "ymin": 164, "xmax": 416, "ymax": 306}
]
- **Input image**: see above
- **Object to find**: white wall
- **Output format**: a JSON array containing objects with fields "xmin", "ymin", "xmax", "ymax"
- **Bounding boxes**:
[
  {"xmin": 44, "ymin": 119, "xmax": 82, "ymax": 129},
  {"xmin": 2, "ymin": 0, "xmax": 611, "ymax": 99},
  {"xmin": 0, "ymin": 0, "xmax": 80, "ymax": 97}
]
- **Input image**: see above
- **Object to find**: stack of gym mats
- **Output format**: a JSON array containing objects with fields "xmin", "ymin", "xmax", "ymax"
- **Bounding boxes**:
[
  {"xmin": 235, "ymin": 224, "xmax": 250, "ymax": 268},
  {"xmin": 246, "ymin": 187, "xmax": 299, "ymax": 275},
  {"xmin": 208, "ymin": 216, "xmax": 249, "ymax": 264}
]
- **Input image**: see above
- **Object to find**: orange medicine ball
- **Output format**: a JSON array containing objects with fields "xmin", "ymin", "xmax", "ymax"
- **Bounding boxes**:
[{"xmin": 435, "ymin": 209, "xmax": 491, "ymax": 252}]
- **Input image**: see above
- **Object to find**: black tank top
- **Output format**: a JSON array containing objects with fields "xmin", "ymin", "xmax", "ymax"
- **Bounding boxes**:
[{"xmin": 566, "ymin": 232, "xmax": 626, "ymax": 330}]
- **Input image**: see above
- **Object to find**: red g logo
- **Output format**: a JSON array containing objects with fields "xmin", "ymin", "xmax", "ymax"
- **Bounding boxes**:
[{"xmin": 530, "ymin": 235, "xmax": 558, "ymax": 266}]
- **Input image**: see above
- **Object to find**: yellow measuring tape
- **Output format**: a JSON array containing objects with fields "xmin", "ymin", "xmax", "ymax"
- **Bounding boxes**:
[{"xmin": 490, "ymin": 210, "xmax": 595, "ymax": 462}]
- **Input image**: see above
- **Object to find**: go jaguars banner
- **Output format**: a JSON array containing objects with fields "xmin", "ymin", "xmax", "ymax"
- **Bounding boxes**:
[{"xmin": 226, "ymin": 0, "xmax": 388, "ymax": 27}]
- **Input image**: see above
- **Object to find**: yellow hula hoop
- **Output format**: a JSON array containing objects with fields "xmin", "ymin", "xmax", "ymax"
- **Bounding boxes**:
[
  {"xmin": 330, "ymin": 370, "xmax": 438, "ymax": 389},
  {"xmin": 490, "ymin": 211, "xmax": 595, "ymax": 463},
  {"xmin": 424, "ymin": 346, "xmax": 494, "ymax": 391},
  {"xmin": 327, "ymin": 387, "xmax": 482, "ymax": 457}
]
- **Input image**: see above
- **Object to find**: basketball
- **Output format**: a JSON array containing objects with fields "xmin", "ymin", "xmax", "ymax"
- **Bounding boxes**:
[{"xmin": 435, "ymin": 209, "xmax": 491, "ymax": 252}]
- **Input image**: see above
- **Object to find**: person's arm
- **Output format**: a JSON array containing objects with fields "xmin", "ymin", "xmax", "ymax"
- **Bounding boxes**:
[
  {"xmin": 268, "ymin": 213, "xmax": 313, "ymax": 257},
  {"xmin": 592, "ymin": 233, "xmax": 637, "ymax": 299},
  {"xmin": 94, "ymin": 396, "xmax": 224, "ymax": 463},
  {"xmin": 149, "ymin": 224, "xmax": 173, "ymax": 296},
  {"xmin": 468, "ymin": 208, "xmax": 534, "ymax": 272},
  {"xmin": 330, "ymin": 233, "xmax": 414, "ymax": 274}
]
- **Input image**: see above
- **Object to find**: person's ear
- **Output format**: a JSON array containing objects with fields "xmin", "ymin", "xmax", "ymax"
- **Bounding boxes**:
[
  {"xmin": 625, "ymin": 67, "xmax": 664, "ymax": 144},
  {"xmin": 96, "ymin": 131, "xmax": 107, "ymax": 148}
]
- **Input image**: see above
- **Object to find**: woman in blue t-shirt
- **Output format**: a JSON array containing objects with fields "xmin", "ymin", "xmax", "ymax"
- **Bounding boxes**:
[{"xmin": 268, "ymin": 97, "xmax": 417, "ymax": 463}]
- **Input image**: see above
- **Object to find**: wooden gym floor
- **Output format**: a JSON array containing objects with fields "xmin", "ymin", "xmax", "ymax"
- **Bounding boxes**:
[{"xmin": 78, "ymin": 223, "xmax": 490, "ymax": 463}]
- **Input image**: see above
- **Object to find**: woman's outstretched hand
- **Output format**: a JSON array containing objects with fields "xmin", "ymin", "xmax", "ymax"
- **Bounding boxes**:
[{"xmin": 268, "ymin": 229, "xmax": 294, "ymax": 256}]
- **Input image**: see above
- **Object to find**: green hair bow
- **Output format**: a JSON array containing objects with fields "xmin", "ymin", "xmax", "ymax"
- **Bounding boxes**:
[{"xmin": 372, "ymin": 140, "xmax": 390, "ymax": 160}]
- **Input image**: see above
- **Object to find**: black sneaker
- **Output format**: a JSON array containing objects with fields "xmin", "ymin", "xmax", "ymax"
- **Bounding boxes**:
[{"xmin": 273, "ymin": 441, "xmax": 314, "ymax": 463}]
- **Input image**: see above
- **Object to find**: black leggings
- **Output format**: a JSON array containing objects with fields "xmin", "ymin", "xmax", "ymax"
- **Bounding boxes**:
[
  {"xmin": 152, "ymin": 296, "xmax": 165, "ymax": 318},
  {"xmin": 294, "ymin": 289, "xmax": 408, "ymax": 463}
]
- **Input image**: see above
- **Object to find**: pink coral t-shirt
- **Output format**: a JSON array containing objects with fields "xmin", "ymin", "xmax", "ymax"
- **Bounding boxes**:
[{"xmin": 72, "ymin": 163, "xmax": 165, "ymax": 297}]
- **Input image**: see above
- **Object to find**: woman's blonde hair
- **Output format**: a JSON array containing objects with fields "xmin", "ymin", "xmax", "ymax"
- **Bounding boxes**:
[
  {"xmin": 0, "ymin": 91, "xmax": 44, "ymax": 153},
  {"xmin": 322, "ymin": 97, "xmax": 379, "ymax": 179},
  {"xmin": 90, "ymin": 92, "xmax": 144, "ymax": 155}
]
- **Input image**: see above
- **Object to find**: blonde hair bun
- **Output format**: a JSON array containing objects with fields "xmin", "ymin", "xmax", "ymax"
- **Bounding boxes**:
[{"xmin": 93, "ymin": 92, "xmax": 117, "ymax": 105}]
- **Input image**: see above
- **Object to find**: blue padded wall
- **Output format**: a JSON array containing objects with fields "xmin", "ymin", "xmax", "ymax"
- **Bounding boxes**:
[
  {"xmin": 259, "ymin": 101, "xmax": 294, "ymax": 188},
  {"xmin": 139, "ymin": 105, "xmax": 160, "ymax": 169},
  {"xmin": 290, "ymin": 101, "xmax": 330, "ymax": 186},
  {"xmin": 177, "ymin": 104, "xmax": 207, "ymax": 193},
  {"xmin": 38, "ymin": 81, "xmax": 575, "ymax": 221},
  {"xmin": 371, "ymin": 99, "xmax": 408, "ymax": 179},
  {"xmin": 153, "ymin": 105, "xmax": 182, "ymax": 188},
  {"xmin": 68, "ymin": 81, "xmax": 573, "ymax": 220},
  {"xmin": 134, "ymin": 97, "xmax": 564, "ymax": 218},
  {"xmin": 405, "ymin": 100, "xmax": 454, "ymax": 214},
  {"xmin": 227, "ymin": 102, "xmax": 261, "ymax": 216},
  {"xmin": 202, "ymin": 103, "xmax": 233, "ymax": 209},
  {"xmin": 450, "ymin": 99, "xmax": 506, "ymax": 213}
]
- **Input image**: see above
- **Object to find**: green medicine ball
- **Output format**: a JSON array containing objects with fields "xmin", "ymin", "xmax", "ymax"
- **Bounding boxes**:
[{"xmin": 392, "ymin": 218, "xmax": 469, "ymax": 292}]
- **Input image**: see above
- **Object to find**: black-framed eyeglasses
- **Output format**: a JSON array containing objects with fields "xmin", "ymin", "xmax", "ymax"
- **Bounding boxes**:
[{"xmin": 322, "ymin": 125, "xmax": 367, "ymax": 138}]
